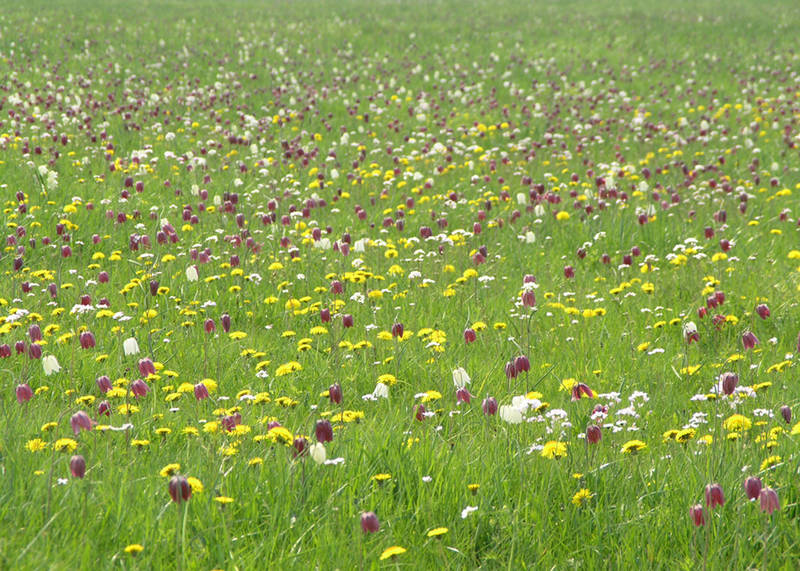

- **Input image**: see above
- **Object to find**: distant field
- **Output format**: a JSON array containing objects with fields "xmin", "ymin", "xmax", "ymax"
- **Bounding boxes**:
[{"xmin": 2, "ymin": 0, "xmax": 800, "ymax": 568}]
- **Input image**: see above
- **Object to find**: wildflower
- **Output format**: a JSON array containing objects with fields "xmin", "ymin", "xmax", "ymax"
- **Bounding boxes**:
[
  {"xmin": 79, "ymin": 331, "xmax": 96, "ymax": 349},
  {"xmin": 124, "ymin": 544, "xmax": 144, "ymax": 556},
  {"xmin": 361, "ymin": 512, "xmax": 380, "ymax": 533},
  {"xmin": 159, "ymin": 463, "xmax": 181, "ymax": 478},
  {"xmin": 54, "ymin": 438, "xmax": 78, "ymax": 453},
  {"xmin": 683, "ymin": 322, "xmax": 699, "ymax": 344},
  {"xmin": 96, "ymin": 375, "xmax": 112, "ymax": 393},
  {"xmin": 26, "ymin": 438, "xmax": 48, "ymax": 452},
  {"xmin": 187, "ymin": 477, "xmax": 204, "ymax": 493},
  {"xmin": 571, "ymin": 383, "xmax": 594, "ymax": 401},
  {"xmin": 456, "ymin": 387, "xmax": 473, "ymax": 404},
  {"xmin": 586, "ymin": 425, "xmax": 602, "ymax": 444},
  {"xmin": 194, "ymin": 383, "xmax": 210, "ymax": 400},
  {"xmin": 780, "ymin": 405, "xmax": 791, "ymax": 424},
  {"xmin": 309, "ymin": 442, "xmax": 327, "ymax": 464},
  {"xmin": 541, "ymin": 441, "xmax": 568, "ymax": 459},
  {"xmin": 214, "ymin": 496, "xmax": 234, "ymax": 505},
  {"xmin": 185, "ymin": 266, "xmax": 199, "ymax": 282},
  {"xmin": 452, "ymin": 367, "xmax": 471, "ymax": 388},
  {"xmin": 293, "ymin": 436, "xmax": 309, "ymax": 458},
  {"xmin": 427, "ymin": 527, "xmax": 448, "ymax": 538},
  {"xmin": 16, "ymin": 383, "xmax": 33, "ymax": 404},
  {"xmin": 379, "ymin": 546, "xmax": 406, "ymax": 561},
  {"xmin": 69, "ymin": 455, "xmax": 86, "ymax": 479},
  {"xmin": 499, "ymin": 405, "xmax": 523, "ymax": 424},
  {"xmin": 759, "ymin": 488, "xmax": 780, "ymax": 515},
  {"xmin": 621, "ymin": 440, "xmax": 647, "ymax": 454},
  {"xmin": 328, "ymin": 383, "xmax": 342, "ymax": 404},
  {"xmin": 70, "ymin": 411, "xmax": 93, "ymax": 435},
  {"xmin": 463, "ymin": 328, "xmax": 477, "ymax": 343},
  {"xmin": 572, "ymin": 489, "xmax": 593, "ymax": 507},
  {"xmin": 720, "ymin": 372, "xmax": 738, "ymax": 396},
  {"xmin": 756, "ymin": 304, "xmax": 770, "ymax": 319},
  {"xmin": 42, "ymin": 354, "xmax": 61, "ymax": 375},
  {"xmin": 760, "ymin": 455, "xmax": 781, "ymax": 471},
  {"xmin": 744, "ymin": 476, "xmax": 762, "ymax": 501},
  {"xmin": 168, "ymin": 475, "xmax": 192, "ymax": 503},
  {"xmin": 315, "ymin": 419, "xmax": 334, "ymax": 443},
  {"xmin": 130, "ymin": 379, "xmax": 150, "ymax": 398},
  {"xmin": 391, "ymin": 322, "xmax": 404, "ymax": 338},
  {"xmin": 123, "ymin": 337, "xmax": 140, "ymax": 356},
  {"xmin": 690, "ymin": 504, "xmax": 705, "ymax": 527},
  {"xmin": 723, "ymin": 414, "xmax": 752, "ymax": 431},
  {"xmin": 705, "ymin": 483, "xmax": 725, "ymax": 509},
  {"xmin": 138, "ymin": 358, "xmax": 156, "ymax": 377},
  {"xmin": 742, "ymin": 331, "xmax": 759, "ymax": 350},
  {"xmin": 373, "ymin": 383, "xmax": 389, "ymax": 399},
  {"xmin": 482, "ymin": 396, "xmax": 498, "ymax": 416}
]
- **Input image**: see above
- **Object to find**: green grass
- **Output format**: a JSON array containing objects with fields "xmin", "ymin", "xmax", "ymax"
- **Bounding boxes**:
[{"xmin": 1, "ymin": 0, "xmax": 800, "ymax": 568}]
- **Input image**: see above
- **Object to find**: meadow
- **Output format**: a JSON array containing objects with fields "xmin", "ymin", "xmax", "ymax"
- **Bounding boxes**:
[{"xmin": 2, "ymin": 0, "xmax": 800, "ymax": 568}]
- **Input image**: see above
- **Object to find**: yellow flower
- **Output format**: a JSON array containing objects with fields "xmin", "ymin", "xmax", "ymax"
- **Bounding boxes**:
[
  {"xmin": 266, "ymin": 426, "xmax": 294, "ymax": 445},
  {"xmin": 214, "ymin": 496, "xmax": 234, "ymax": 505},
  {"xmin": 248, "ymin": 457, "xmax": 264, "ymax": 467},
  {"xmin": 541, "ymin": 441, "xmax": 568, "ymax": 459},
  {"xmin": 468, "ymin": 483, "xmax": 480, "ymax": 494},
  {"xmin": 124, "ymin": 544, "xmax": 144, "ymax": 556},
  {"xmin": 187, "ymin": 477, "xmax": 204, "ymax": 493},
  {"xmin": 621, "ymin": 440, "xmax": 647, "ymax": 454},
  {"xmin": 26, "ymin": 438, "xmax": 48, "ymax": 452},
  {"xmin": 379, "ymin": 546, "xmax": 407, "ymax": 560},
  {"xmin": 53, "ymin": 438, "xmax": 78, "ymax": 452},
  {"xmin": 760, "ymin": 455, "xmax": 782, "ymax": 471},
  {"xmin": 275, "ymin": 361, "xmax": 302, "ymax": 376},
  {"xmin": 371, "ymin": 473, "xmax": 392, "ymax": 483},
  {"xmin": 427, "ymin": 527, "xmax": 448, "ymax": 538},
  {"xmin": 130, "ymin": 439, "xmax": 150, "ymax": 449},
  {"xmin": 572, "ymin": 488, "xmax": 593, "ymax": 507},
  {"xmin": 159, "ymin": 463, "xmax": 181, "ymax": 477},
  {"xmin": 723, "ymin": 414, "xmax": 752, "ymax": 432}
]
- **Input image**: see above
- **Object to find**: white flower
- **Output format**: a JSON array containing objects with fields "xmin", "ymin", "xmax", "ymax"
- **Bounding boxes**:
[
  {"xmin": 122, "ymin": 337, "xmax": 140, "ymax": 356},
  {"xmin": 452, "ymin": 367, "xmax": 471, "ymax": 388},
  {"xmin": 42, "ymin": 354, "xmax": 61, "ymax": 376},
  {"xmin": 461, "ymin": 505, "xmax": 478, "ymax": 519},
  {"xmin": 373, "ymin": 382, "xmax": 389, "ymax": 399},
  {"xmin": 185, "ymin": 265, "xmax": 199, "ymax": 282},
  {"xmin": 309, "ymin": 442, "xmax": 327, "ymax": 465},
  {"xmin": 499, "ymin": 405, "xmax": 523, "ymax": 424}
]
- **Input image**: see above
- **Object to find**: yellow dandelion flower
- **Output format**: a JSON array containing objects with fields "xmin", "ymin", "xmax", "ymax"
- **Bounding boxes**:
[
  {"xmin": 26, "ymin": 438, "xmax": 48, "ymax": 452},
  {"xmin": 760, "ymin": 455, "xmax": 782, "ymax": 471},
  {"xmin": 53, "ymin": 438, "xmax": 78, "ymax": 453},
  {"xmin": 248, "ymin": 457, "xmax": 263, "ymax": 467},
  {"xmin": 572, "ymin": 488, "xmax": 593, "ymax": 507},
  {"xmin": 723, "ymin": 414, "xmax": 752, "ymax": 431},
  {"xmin": 427, "ymin": 527, "xmax": 448, "ymax": 538},
  {"xmin": 124, "ymin": 544, "xmax": 144, "ymax": 556},
  {"xmin": 187, "ymin": 477, "xmax": 204, "ymax": 493},
  {"xmin": 159, "ymin": 463, "xmax": 181, "ymax": 477},
  {"xmin": 541, "ymin": 441, "xmax": 568, "ymax": 459},
  {"xmin": 214, "ymin": 496, "xmax": 234, "ymax": 505},
  {"xmin": 379, "ymin": 546, "xmax": 407, "ymax": 560},
  {"xmin": 621, "ymin": 440, "xmax": 647, "ymax": 454},
  {"xmin": 371, "ymin": 473, "xmax": 392, "ymax": 483}
]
